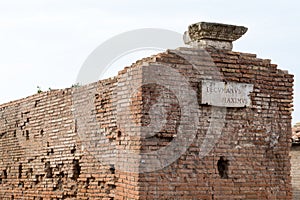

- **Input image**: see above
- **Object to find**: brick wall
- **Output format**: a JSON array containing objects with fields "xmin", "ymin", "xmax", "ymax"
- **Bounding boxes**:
[
  {"xmin": 291, "ymin": 122, "xmax": 300, "ymax": 200},
  {"xmin": 136, "ymin": 48, "xmax": 293, "ymax": 199},
  {"xmin": 0, "ymin": 47, "xmax": 294, "ymax": 199},
  {"xmin": 291, "ymin": 144, "xmax": 300, "ymax": 199}
]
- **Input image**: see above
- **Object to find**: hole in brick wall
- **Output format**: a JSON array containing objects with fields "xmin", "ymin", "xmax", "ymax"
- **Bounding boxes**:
[
  {"xmin": 21, "ymin": 111, "xmax": 30, "ymax": 118},
  {"xmin": 3, "ymin": 169, "xmax": 7, "ymax": 179},
  {"xmin": 57, "ymin": 171, "xmax": 65, "ymax": 178},
  {"xmin": 45, "ymin": 162, "xmax": 53, "ymax": 178},
  {"xmin": 217, "ymin": 156, "xmax": 229, "ymax": 179},
  {"xmin": 109, "ymin": 164, "xmax": 115, "ymax": 174},
  {"xmin": 18, "ymin": 181, "xmax": 24, "ymax": 188},
  {"xmin": 84, "ymin": 176, "xmax": 95, "ymax": 188},
  {"xmin": 34, "ymin": 100, "xmax": 40, "ymax": 107},
  {"xmin": 71, "ymin": 145, "xmax": 76, "ymax": 154},
  {"xmin": 117, "ymin": 130, "xmax": 121, "ymax": 137},
  {"xmin": 40, "ymin": 129, "xmax": 44, "ymax": 136},
  {"xmin": 46, "ymin": 147, "xmax": 53, "ymax": 156},
  {"xmin": 53, "ymin": 178, "xmax": 63, "ymax": 191},
  {"xmin": 0, "ymin": 132, "xmax": 6, "ymax": 138},
  {"xmin": 13, "ymin": 130, "xmax": 16, "ymax": 137},
  {"xmin": 72, "ymin": 159, "xmax": 80, "ymax": 180},
  {"xmin": 98, "ymin": 180, "xmax": 105, "ymax": 188},
  {"xmin": 25, "ymin": 130, "xmax": 29, "ymax": 140},
  {"xmin": 74, "ymin": 119, "xmax": 78, "ymax": 133},
  {"xmin": 108, "ymin": 183, "xmax": 116, "ymax": 190},
  {"xmin": 18, "ymin": 164, "xmax": 22, "ymax": 179},
  {"xmin": 99, "ymin": 98, "xmax": 105, "ymax": 109},
  {"xmin": 34, "ymin": 175, "xmax": 41, "ymax": 185}
]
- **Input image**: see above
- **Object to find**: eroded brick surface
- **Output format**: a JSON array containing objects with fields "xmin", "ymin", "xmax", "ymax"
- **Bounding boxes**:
[{"xmin": 0, "ymin": 47, "xmax": 294, "ymax": 199}]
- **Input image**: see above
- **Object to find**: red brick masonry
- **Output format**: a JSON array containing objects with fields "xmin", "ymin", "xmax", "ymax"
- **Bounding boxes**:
[{"xmin": 0, "ymin": 47, "xmax": 294, "ymax": 199}]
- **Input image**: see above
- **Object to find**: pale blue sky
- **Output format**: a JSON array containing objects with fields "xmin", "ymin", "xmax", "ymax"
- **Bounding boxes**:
[{"xmin": 0, "ymin": 0, "xmax": 299, "ymax": 124}]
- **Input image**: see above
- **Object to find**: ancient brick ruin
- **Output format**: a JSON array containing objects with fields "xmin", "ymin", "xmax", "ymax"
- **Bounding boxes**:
[
  {"xmin": 291, "ymin": 122, "xmax": 300, "ymax": 199},
  {"xmin": 0, "ymin": 22, "xmax": 294, "ymax": 199}
]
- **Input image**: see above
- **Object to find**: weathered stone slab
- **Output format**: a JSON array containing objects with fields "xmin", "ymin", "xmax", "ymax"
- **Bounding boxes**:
[
  {"xmin": 201, "ymin": 80, "xmax": 253, "ymax": 107},
  {"xmin": 184, "ymin": 21, "xmax": 248, "ymax": 50}
]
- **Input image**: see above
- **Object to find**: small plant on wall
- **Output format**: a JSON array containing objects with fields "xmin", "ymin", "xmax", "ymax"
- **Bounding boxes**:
[{"xmin": 37, "ymin": 86, "xmax": 42, "ymax": 94}]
